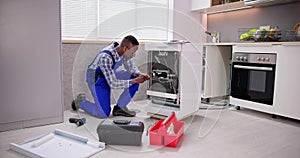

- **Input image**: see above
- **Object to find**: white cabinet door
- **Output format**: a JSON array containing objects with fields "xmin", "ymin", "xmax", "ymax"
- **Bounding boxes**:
[
  {"xmin": 0, "ymin": 0, "xmax": 63, "ymax": 131},
  {"xmin": 274, "ymin": 44, "xmax": 300, "ymax": 120},
  {"xmin": 202, "ymin": 45, "xmax": 231, "ymax": 98},
  {"xmin": 191, "ymin": 0, "xmax": 211, "ymax": 11}
]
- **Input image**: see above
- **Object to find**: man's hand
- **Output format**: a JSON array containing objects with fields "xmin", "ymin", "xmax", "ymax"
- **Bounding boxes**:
[
  {"xmin": 132, "ymin": 76, "xmax": 145, "ymax": 84},
  {"xmin": 138, "ymin": 73, "xmax": 151, "ymax": 80}
]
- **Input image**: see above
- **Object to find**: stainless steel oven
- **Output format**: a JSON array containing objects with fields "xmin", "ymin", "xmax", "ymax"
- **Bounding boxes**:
[{"xmin": 230, "ymin": 52, "xmax": 276, "ymax": 105}]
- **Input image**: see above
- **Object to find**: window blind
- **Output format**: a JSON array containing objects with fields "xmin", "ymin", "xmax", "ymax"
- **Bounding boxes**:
[
  {"xmin": 61, "ymin": 0, "xmax": 173, "ymax": 41},
  {"xmin": 61, "ymin": 0, "xmax": 97, "ymax": 38}
]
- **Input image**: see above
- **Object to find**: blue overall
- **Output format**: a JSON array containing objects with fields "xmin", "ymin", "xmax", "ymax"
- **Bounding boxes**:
[{"xmin": 79, "ymin": 50, "xmax": 139, "ymax": 118}]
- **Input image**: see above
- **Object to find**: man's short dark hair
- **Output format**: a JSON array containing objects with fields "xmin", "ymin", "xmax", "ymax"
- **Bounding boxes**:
[{"xmin": 121, "ymin": 35, "xmax": 139, "ymax": 47}]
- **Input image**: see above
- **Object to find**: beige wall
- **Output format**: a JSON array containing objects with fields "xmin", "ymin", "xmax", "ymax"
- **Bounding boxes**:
[{"xmin": 173, "ymin": 0, "xmax": 203, "ymax": 43}]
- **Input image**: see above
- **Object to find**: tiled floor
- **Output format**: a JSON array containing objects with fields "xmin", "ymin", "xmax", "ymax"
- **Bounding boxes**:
[{"xmin": 1, "ymin": 100, "xmax": 300, "ymax": 158}]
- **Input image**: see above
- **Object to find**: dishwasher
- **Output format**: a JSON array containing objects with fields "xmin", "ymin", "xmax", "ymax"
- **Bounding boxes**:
[{"xmin": 145, "ymin": 42, "xmax": 202, "ymax": 119}]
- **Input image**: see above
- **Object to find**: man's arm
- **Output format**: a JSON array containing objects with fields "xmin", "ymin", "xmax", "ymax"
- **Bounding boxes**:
[
  {"xmin": 123, "ymin": 58, "xmax": 141, "ymax": 75},
  {"xmin": 99, "ymin": 54, "xmax": 132, "ymax": 89},
  {"xmin": 99, "ymin": 54, "xmax": 145, "ymax": 89},
  {"xmin": 123, "ymin": 58, "xmax": 150, "ymax": 80}
]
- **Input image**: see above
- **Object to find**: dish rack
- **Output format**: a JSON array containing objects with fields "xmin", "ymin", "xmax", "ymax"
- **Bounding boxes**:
[
  {"xmin": 283, "ymin": 30, "xmax": 300, "ymax": 41},
  {"xmin": 238, "ymin": 28, "xmax": 282, "ymax": 42}
]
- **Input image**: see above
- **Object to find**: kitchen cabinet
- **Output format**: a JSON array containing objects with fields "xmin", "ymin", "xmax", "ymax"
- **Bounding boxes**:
[
  {"xmin": 0, "ymin": 0, "xmax": 63, "ymax": 131},
  {"xmin": 230, "ymin": 44, "xmax": 278, "ymax": 113},
  {"xmin": 191, "ymin": 0, "xmax": 211, "ymax": 11},
  {"xmin": 191, "ymin": 0, "xmax": 250, "ymax": 14},
  {"xmin": 274, "ymin": 44, "xmax": 300, "ymax": 120},
  {"xmin": 202, "ymin": 45, "xmax": 232, "ymax": 101},
  {"xmin": 230, "ymin": 43, "xmax": 300, "ymax": 121},
  {"xmin": 244, "ymin": 0, "xmax": 300, "ymax": 7}
]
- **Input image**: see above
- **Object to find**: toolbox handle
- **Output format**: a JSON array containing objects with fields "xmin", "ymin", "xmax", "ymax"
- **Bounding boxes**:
[
  {"xmin": 162, "ymin": 112, "xmax": 175, "ymax": 125},
  {"xmin": 113, "ymin": 120, "xmax": 131, "ymax": 124}
]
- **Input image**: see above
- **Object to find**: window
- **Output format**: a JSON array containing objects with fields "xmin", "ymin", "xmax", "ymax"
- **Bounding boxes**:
[{"xmin": 61, "ymin": 0, "xmax": 173, "ymax": 41}]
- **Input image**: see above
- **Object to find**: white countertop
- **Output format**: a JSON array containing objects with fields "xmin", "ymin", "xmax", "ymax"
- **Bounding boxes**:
[{"xmin": 202, "ymin": 41, "xmax": 300, "ymax": 46}]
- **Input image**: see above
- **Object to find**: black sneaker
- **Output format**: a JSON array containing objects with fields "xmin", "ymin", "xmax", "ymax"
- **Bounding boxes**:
[
  {"xmin": 112, "ymin": 106, "xmax": 136, "ymax": 117},
  {"xmin": 71, "ymin": 93, "xmax": 85, "ymax": 111}
]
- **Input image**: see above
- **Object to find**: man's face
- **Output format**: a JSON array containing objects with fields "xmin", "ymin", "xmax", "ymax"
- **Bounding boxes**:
[{"xmin": 123, "ymin": 44, "xmax": 138, "ymax": 59}]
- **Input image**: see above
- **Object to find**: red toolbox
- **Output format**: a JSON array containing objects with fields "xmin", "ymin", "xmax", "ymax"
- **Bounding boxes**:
[{"xmin": 148, "ymin": 112, "xmax": 185, "ymax": 148}]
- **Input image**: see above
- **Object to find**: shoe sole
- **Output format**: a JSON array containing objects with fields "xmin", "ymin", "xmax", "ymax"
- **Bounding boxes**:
[{"xmin": 112, "ymin": 112, "xmax": 135, "ymax": 117}]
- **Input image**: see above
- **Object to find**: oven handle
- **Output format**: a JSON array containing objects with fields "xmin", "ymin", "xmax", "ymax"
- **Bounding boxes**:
[{"xmin": 234, "ymin": 65, "xmax": 273, "ymax": 71}]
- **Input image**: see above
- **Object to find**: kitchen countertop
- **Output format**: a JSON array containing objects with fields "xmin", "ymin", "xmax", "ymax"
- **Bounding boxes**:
[{"xmin": 202, "ymin": 41, "xmax": 300, "ymax": 46}]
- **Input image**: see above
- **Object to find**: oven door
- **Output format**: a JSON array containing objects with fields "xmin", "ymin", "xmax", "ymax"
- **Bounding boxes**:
[{"xmin": 230, "ymin": 62, "xmax": 276, "ymax": 105}]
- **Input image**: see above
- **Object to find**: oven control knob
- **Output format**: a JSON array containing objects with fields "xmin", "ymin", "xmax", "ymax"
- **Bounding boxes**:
[
  {"xmin": 261, "ymin": 57, "xmax": 265, "ymax": 61},
  {"xmin": 257, "ymin": 57, "xmax": 261, "ymax": 61},
  {"xmin": 236, "ymin": 56, "xmax": 239, "ymax": 60},
  {"xmin": 265, "ymin": 57, "xmax": 270, "ymax": 61},
  {"xmin": 243, "ymin": 56, "xmax": 247, "ymax": 61}
]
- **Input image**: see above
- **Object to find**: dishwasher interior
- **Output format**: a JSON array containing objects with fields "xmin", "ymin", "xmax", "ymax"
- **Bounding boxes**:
[{"xmin": 148, "ymin": 50, "xmax": 180, "ymax": 107}]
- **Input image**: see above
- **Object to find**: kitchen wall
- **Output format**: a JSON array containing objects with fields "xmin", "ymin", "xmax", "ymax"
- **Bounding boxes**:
[
  {"xmin": 207, "ymin": 2, "xmax": 300, "ymax": 42},
  {"xmin": 173, "ymin": 1, "xmax": 202, "ymax": 43}
]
